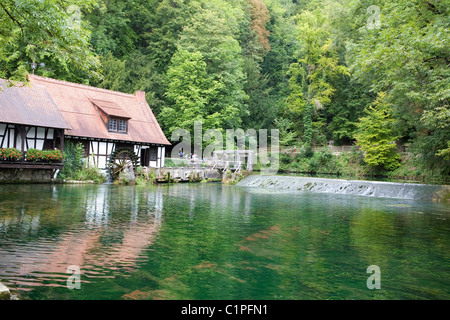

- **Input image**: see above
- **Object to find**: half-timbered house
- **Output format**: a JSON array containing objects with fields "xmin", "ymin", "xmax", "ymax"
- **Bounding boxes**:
[
  {"xmin": 0, "ymin": 79, "xmax": 71, "ymax": 172},
  {"xmin": 29, "ymin": 75, "xmax": 170, "ymax": 170},
  {"xmin": 0, "ymin": 76, "xmax": 170, "ymax": 181}
]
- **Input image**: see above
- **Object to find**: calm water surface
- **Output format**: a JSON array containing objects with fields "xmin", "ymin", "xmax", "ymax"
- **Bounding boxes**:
[{"xmin": 0, "ymin": 183, "xmax": 449, "ymax": 300}]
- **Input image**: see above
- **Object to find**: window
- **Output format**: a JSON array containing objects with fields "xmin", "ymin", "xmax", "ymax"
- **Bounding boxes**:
[
  {"xmin": 118, "ymin": 120, "xmax": 127, "ymax": 133},
  {"xmin": 108, "ymin": 118, "xmax": 128, "ymax": 133},
  {"xmin": 149, "ymin": 147, "xmax": 158, "ymax": 161},
  {"xmin": 109, "ymin": 119, "xmax": 117, "ymax": 131}
]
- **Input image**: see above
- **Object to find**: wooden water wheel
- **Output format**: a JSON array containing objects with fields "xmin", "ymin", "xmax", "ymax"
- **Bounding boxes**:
[{"xmin": 108, "ymin": 148, "xmax": 139, "ymax": 179}]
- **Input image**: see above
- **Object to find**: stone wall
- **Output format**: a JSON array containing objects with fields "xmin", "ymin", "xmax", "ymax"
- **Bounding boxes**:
[{"xmin": 0, "ymin": 168, "xmax": 55, "ymax": 184}]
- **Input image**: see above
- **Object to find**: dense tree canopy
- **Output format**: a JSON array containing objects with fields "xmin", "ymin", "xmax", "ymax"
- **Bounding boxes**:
[
  {"xmin": 0, "ymin": 0, "xmax": 448, "ymax": 176},
  {"xmin": 0, "ymin": 0, "xmax": 100, "ymax": 82}
]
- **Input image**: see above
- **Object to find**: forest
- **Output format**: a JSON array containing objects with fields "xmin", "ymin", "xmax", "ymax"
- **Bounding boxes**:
[{"xmin": 0, "ymin": 0, "xmax": 449, "ymax": 180}]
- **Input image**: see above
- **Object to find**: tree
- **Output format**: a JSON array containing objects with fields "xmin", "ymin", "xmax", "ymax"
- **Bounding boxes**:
[
  {"xmin": 354, "ymin": 92, "xmax": 401, "ymax": 171},
  {"xmin": 286, "ymin": 9, "xmax": 349, "ymax": 147},
  {"xmin": 346, "ymin": 0, "xmax": 450, "ymax": 172},
  {"xmin": 159, "ymin": 50, "xmax": 239, "ymax": 139},
  {"xmin": 85, "ymin": 0, "xmax": 138, "ymax": 58},
  {"xmin": 246, "ymin": 0, "xmax": 271, "ymax": 53},
  {"xmin": 176, "ymin": 0, "xmax": 248, "ymax": 127},
  {"xmin": 274, "ymin": 117, "xmax": 298, "ymax": 148},
  {"xmin": 240, "ymin": 0, "xmax": 278, "ymax": 130},
  {"xmin": 136, "ymin": 0, "xmax": 194, "ymax": 74},
  {"xmin": 325, "ymin": 76, "xmax": 375, "ymax": 145},
  {"xmin": 0, "ymin": 0, "xmax": 100, "ymax": 83},
  {"xmin": 95, "ymin": 52, "xmax": 129, "ymax": 92},
  {"xmin": 261, "ymin": 0, "xmax": 298, "ymax": 116}
]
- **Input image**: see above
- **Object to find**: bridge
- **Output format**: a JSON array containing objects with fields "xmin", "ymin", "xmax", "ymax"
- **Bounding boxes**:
[{"xmin": 153, "ymin": 150, "xmax": 255, "ymax": 183}]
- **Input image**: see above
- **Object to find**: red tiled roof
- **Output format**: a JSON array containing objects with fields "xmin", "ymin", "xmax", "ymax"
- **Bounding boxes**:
[
  {"xmin": 91, "ymin": 99, "xmax": 131, "ymax": 119},
  {"xmin": 0, "ymin": 79, "xmax": 71, "ymax": 129},
  {"xmin": 29, "ymin": 75, "xmax": 170, "ymax": 146}
]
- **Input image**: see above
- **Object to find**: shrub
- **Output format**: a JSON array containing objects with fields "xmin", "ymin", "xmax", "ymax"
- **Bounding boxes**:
[
  {"xmin": 308, "ymin": 156, "xmax": 319, "ymax": 173},
  {"xmin": 135, "ymin": 176, "xmax": 147, "ymax": 185},
  {"xmin": 354, "ymin": 92, "xmax": 401, "ymax": 171},
  {"xmin": 280, "ymin": 153, "xmax": 292, "ymax": 165},
  {"xmin": 58, "ymin": 142, "xmax": 85, "ymax": 180},
  {"xmin": 114, "ymin": 171, "xmax": 131, "ymax": 185},
  {"xmin": 135, "ymin": 166, "xmax": 156, "ymax": 185},
  {"xmin": 75, "ymin": 166, "xmax": 106, "ymax": 184},
  {"xmin": 316, "ymin": 150, "xmax": 333, "ymax": 166},
  {"xmin": 303, "ymin": 146, "xmax": 314, "ymax": 158}
]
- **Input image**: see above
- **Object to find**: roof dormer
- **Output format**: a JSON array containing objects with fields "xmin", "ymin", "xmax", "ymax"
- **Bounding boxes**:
[{"xmin": 91, "ymin": 99, "xmax": 131, "ymax": 134}]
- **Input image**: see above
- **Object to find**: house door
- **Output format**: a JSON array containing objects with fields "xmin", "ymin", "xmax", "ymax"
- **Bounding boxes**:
[{"xmin": 140, "ymin": 148, "xmax": 150, "ymax": 167}]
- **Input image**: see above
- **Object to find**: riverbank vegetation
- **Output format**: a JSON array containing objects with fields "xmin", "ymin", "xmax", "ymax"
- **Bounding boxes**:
[
  {"xmin": 57, "ymin": 142, "xmax": 106, "ymax": 184},
  {"xmin": 259, "ymin": 147, "xmax": 449, "ymax": 184},
  {"xmin": 114, "ymin": 166, "xmax": 157, "ymax": 185},
  {"xmin": 1, "ymin": 0, "xmax": 448, "ymax": 183}
]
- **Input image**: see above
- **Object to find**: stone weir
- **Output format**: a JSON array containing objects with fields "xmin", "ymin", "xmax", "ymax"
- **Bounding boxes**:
[{"xmin": 237, "ymin": 175, "xmax": 446, "ymax": 201}]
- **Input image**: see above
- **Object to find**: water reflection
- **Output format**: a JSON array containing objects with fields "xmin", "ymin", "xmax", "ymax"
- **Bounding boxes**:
[
  {"xmin": 0, "ymin": 185, "xmax": 162, "ymax": 291},
  {"xmin": 159, "ymin": 183, "xmax": 253, "ymax": 221},
  {"xmin": 0, "ymin": 183, "xmax": 449, "ymax": 300}
]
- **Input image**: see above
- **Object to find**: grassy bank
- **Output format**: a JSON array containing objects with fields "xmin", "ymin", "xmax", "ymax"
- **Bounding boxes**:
[{"xmin": 254, "ymin": 148, "xmax": 449, "ymax": 185}]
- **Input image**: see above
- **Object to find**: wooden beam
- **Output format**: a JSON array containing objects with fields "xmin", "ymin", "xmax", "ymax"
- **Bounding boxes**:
[
  {"xmin": 14, "ymin": 124, "xmax": 27, "ymax": 158},
  {"xmin": 0, "ymin": 163, "xmax": 63, "ymax": 170}
]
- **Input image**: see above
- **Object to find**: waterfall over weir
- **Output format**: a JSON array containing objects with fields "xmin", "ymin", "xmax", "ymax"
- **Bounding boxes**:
[{"xmin": 237, "ymin": 175, "xmax": 444, "ymax": 201}]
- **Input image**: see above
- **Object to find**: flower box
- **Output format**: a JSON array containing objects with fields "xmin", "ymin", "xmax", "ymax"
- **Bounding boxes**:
[{"xmin": 26, "ymin": 149, "xmax": 63, "ymax": 163}]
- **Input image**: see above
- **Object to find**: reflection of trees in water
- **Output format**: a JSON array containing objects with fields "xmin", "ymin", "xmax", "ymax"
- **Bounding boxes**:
[
  {"xmin": 1, "ymin": 184, "xmax": 448, "ymax": 299},
  {"xmin": 349, "ymin": 206, "xmax": 450, "ymax": 298}
]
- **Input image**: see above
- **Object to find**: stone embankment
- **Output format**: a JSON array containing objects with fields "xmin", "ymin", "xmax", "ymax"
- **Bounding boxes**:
[{"xmin": 238, "ymin": 175, "xmax": 447, "ymax": 201}]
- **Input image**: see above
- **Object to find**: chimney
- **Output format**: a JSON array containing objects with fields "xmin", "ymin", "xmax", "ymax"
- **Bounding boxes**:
[{"xmin": 136, "ymin": 91, "xmax": 146, "ymax": 104}]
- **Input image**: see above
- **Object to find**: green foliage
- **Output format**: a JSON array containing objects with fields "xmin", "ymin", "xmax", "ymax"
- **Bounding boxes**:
[
  {"xmin": 175, "ymin": 0, "xmax": 248, "ymax": 127},
  {"xmin": 132, "ymin": 166, "xmax": 156, "ymax": 185},
  {"xmin": 346, "ymin": 0, "xmax": 450, "ymax": 172},
  {"xmin": 0, "ymin": 148, "xmax": 22, "ymax": 160},
  {"xmin": 277, "ymin": 149, "xmax": 342, "ymax": 175},
  {"xmin": 0, "ymin": 0, "xmax": 100, "ymax": 83},
  {"xmin": 76, "ymin": 166, "xmax": 106, "ymax": 184},
  {"xmin": 164, "ymin": 158, "xmax": 190, "ymax": 167},
  {"xmin": 159, "ymin": 49, "xmax": 233, "ymax": 139},
  {"xmin": 86, "ymin": 0, "xmax": 138, "ymax": 58},
  {"xmin": 354, "ymin": 93, "xmax": 401, "ymax": 171},
  {"xmin": 2, "ymin": 0, "xmax": 447, "ymax": 181},
  {"xmin": 114, "ymin": 170, "xmax": 131, "ymax": 185},
  {"xmin": 26, "ymin": 149, "xmax": 63, "ymax": 162},
  {"xmin": 303, "ymin": 104, "xmax": 314, "ymax": 147},
  {"xmin": 274, "ymin": 117, "xmax": 298, "ymax": 147},
  {"xmin": 285, "ymin": 5, "xmax": 349, "ymax": 146},
  {"xmin": 95, "ymin": 52, "xmax": 129, "ymax": 92},
  {"xmin": 58, "ymin": 142, "xmax": 85, "ymax": 180}
]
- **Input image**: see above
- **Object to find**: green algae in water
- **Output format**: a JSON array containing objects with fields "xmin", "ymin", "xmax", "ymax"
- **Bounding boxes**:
[{"xmin": 0, "ymin": 183, "xmax": 449, "ymax": 300}]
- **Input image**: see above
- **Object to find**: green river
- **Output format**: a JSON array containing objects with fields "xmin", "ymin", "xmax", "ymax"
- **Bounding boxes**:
[{"xmin": 0, "ymin": 182, "xmax": 449, "ymax": 300}]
